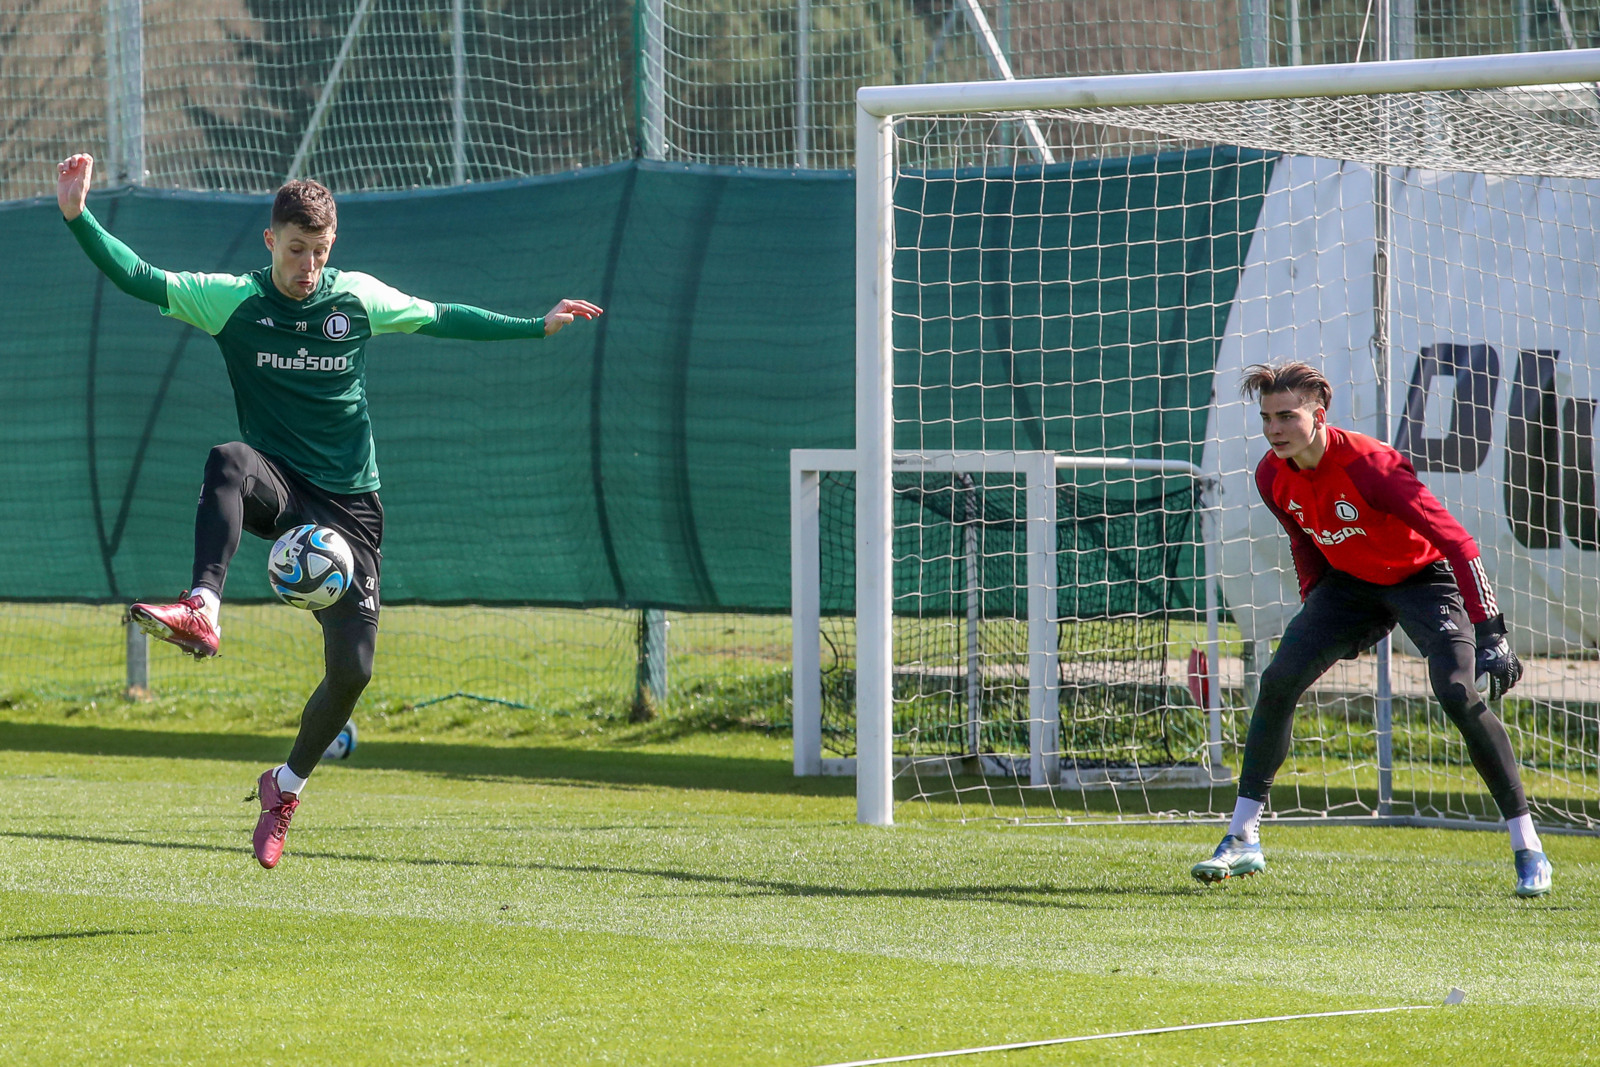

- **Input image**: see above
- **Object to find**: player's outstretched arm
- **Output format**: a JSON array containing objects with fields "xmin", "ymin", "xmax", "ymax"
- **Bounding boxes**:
[
  {"xmin": 413, "ymin": 298, "xmax": 603, "ymax": 341},
  {"xmin": 57, "ymin": 153, "xmax": 169, "ymax": 307},
  {"xmin": 539, "ymin": 298, "xmax": 603, "ymax": 337}
]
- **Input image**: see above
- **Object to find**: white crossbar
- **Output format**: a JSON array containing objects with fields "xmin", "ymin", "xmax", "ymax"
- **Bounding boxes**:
[{"xmin": 857, "ymin": 46, "xmax": 1600, "ymax": 117}]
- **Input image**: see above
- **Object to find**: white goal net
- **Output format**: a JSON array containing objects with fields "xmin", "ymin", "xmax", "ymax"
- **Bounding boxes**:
[{"xmin": 826, "ymin": 50, "xmax": 1600, "ymax": 832}]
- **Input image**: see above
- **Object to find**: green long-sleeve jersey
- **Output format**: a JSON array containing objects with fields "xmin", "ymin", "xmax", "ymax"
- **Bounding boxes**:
[{"xmin": 65, "ymin": 208, "xmax": 546, "ymax": 494}]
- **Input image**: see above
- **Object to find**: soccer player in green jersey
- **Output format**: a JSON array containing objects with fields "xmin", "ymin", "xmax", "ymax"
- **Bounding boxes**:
[{"xmin": 58, "ymin": 152, "xmax": 602, "ymax": 869}]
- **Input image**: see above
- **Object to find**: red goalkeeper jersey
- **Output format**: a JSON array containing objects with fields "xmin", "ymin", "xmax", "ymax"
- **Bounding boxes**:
[{"xmin": 1255, "ymin": 426, "xmax": 1499, "ymax": 623}]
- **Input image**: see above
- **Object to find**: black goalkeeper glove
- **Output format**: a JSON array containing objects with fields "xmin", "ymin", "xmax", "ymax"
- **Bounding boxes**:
[{"xmin": 1474, "ymin": 615, "xmax": 1523, "ymax": 701}]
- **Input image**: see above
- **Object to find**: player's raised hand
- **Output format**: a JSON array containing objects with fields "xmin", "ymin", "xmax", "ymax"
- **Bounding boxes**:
[
  {"xmin": 543, "ymin": 298, "xmax": 603, "ymax": 337},
  {"xmin": 57, "ymin": 153, "xmax": 94, "ymax": 220}
]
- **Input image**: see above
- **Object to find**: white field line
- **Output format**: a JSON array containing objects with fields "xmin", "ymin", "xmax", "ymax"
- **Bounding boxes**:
[{"xmin": 809, "ymin": 994, "xmax": 1466, "ymax": 1067}]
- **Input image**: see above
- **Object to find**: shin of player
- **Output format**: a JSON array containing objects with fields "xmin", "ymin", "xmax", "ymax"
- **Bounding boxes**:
[{"xmin": 1190, "ymin": 361, "xmax": 1551, "ymax": 898}]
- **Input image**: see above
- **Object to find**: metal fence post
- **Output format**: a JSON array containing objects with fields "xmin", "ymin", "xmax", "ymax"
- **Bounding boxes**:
[
  {"xmin": 452, "ymin": 0, "xmax": 467, "ymax": 185},
  {"xmin": 796, "ymin": 0, "xmax": 810, "ymax": 168},
  {"xmin": 104, "ymin": 0, "xmax": 145, "ymax": 184},
  {"xmin": 1391, "ymin": 0, "xmax": 1416, "ymax": 61},
  {"xmin": 639, "ymin": 0, "xmax": 667, "ymax": 160},
  {"xmin": 632, "ymin": 608, "xmax": 668, "ymax": 720},
  {"xmin": 1240, "ymin": 0, "xmax": 1270, "ymax": 68},
  {"xmin": 125, "ymin": 619, "xmax": 149, "ymax": 699}
]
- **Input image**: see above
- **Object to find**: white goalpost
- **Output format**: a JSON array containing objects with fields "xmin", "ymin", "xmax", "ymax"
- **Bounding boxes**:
[{"xmin": 824, "ymin": 48, "xmax": 1600, "ymax": 830}]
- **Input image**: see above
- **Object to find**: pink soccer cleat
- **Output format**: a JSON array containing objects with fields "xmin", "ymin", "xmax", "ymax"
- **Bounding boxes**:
[
  {"xmin": 251, "ymin": 768, "xmax": 300, "ymax": 869},
  {"xmin": 125, "ymin": 591, "xmax": 219, "ymax": 658}
]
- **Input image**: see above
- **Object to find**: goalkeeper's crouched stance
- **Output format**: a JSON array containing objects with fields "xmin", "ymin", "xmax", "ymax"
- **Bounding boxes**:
[
  {"xmin": 1192, "ymin": 361, "xmax": 1551, "ymax": 898},
  {"xmin": 57, "ymin": 152, "xmax": 602, "ymax": 869}
]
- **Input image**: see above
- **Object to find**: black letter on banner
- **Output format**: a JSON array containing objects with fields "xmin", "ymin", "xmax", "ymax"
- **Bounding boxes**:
[
  {"xmin": 1563, "ymin": 397, "xmax": 1600, "ymax": 550},
  {"xmin": 1395, "ymin": 343, "xmax": 1500, "ymax": 473},
  {"xmin": 1505, "ymin": 349, "xmax": 1562, "ymax": 550}
]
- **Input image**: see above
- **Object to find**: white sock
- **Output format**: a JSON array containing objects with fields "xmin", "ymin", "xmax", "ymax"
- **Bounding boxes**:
[
  {"xmin": 1228, "ymin": 796, "xmax": 1265, "ymax": 844},
  {"xmin": 1507, "ymin": 813, "xmax": 1542, "ymax": 853},
  {"xmin": 275, "ymin": 764, "xmax": 308, "ymax": 796},
  {"xmin": 192, "ymin": 586, "xmax": 222, "ymax": 627}
]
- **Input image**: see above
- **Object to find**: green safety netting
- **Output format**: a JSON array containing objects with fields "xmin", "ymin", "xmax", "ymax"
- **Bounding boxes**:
[{"xmin": 1, "ymin": 151, "xmax": 1268, "ymax": 613}]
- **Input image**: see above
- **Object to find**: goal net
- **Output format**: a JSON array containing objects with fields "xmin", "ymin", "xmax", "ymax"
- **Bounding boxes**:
[{"xmin": 832, "ymin": 50, "xmax": 1600, "ymax": 831}]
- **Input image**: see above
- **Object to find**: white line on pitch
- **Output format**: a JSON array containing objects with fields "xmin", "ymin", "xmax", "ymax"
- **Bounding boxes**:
[{"xmin": 808, "ymin": 989, "xmax": 1467, "ymax": 1067}]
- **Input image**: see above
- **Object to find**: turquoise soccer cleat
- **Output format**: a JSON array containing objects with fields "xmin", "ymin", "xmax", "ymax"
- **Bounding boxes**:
[
  {"xmin": 1191, "ymin": 834, "xmax": 1266, "ymax": 884},
  {"xmin": 1514, "ymin": 848, "xmax": 1553, "ymax": 898}
]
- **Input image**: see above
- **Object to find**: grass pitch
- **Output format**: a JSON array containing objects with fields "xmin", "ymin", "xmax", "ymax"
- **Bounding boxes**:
[{"xmin": 0, "ymin": 703, "xmax": 1596, "ymax": 1066}]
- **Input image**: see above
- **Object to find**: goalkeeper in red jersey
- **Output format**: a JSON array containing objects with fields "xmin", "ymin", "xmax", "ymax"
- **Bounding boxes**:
[{"xmin": 1190, "ymin": 361, "xmax": 1551, "ymax": 897}]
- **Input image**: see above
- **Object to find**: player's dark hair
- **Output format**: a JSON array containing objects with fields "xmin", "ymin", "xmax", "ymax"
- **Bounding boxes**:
[
  {"xmin": 272, "ymin": 179, "xmax": 337, "ymax": 233},
  {"xmin": 1240, "ymin": 361, "xmax": 1333, "ymax": 411}
]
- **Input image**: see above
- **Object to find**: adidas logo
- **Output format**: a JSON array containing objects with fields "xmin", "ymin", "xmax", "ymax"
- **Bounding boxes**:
[
  {"xmin": 1287, "ymin": 500, "xmax": 1302, "ymax": 511},
  {"xmin": 359, "ymin": 596, "xmax": 376, "ymax": 610},
  {"xmin": 257, "ymin": 317, "xmax": 274, "ymax": 327}
]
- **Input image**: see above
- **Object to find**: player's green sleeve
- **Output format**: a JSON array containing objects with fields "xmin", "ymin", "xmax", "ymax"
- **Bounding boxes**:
[
  {"xmin": 64, "ymin": 207, "xmax": 254, "ymax": 334},
  {"xmin": 163, "ymin": 272, "xmax": 260, "ymax": 335},
  {"xmin": 64, "ymin": 207, "xmax": 169, "ymax": 307},
  {"xmin": 331, "ymin": 271, "xmax": 439, "ymax": 335},
  {"xmin": 415, "ymin": 303, "xmax": 547, "ymax": 341}
]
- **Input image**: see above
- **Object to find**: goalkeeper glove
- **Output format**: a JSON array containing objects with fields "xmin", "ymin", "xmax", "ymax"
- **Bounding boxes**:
[{"xmin": 1474, "ymin": 615, "xmax": 1523, "ymax": 700}]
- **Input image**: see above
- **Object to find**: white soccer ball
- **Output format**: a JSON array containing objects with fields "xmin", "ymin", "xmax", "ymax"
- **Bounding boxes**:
[
  {"xmin": 323, "ymin": 720, "xmax": 358, "ymax": 761},
  {"xmin": 267, "ymin": 523, "xmax": 354, "ymax": 610}
]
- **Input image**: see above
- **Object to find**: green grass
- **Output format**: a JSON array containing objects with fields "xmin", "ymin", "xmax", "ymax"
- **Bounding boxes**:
[
  {"xmin": 0, "ymin": 602, "xmax": 795, "ymax": 729},
  {"xmin": 1, "ymin": 707, "xmax": 1597, "ymax": 1065}
]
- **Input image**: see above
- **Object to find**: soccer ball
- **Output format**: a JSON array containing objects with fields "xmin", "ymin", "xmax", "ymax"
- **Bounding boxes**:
[
  {"xmin": 267, "ymin": 524, "xmax": 354, "ymax": 610},
  {"xmin": 323, "ymin": 720, "xmax": 358, "ymax": 761}
]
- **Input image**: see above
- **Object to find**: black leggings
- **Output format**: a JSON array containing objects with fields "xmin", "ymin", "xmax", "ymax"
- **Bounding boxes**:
[
  {"xmin": 284, "ymin": 611, "xmax": 376, "ymax": 776},
  {"xmin": 1238, "ymin": 563, "xmax": 1528, "ymax": 820},
  {"xmin": 194, "ymin": 442, "xmax": 383, "ymax": 778}
]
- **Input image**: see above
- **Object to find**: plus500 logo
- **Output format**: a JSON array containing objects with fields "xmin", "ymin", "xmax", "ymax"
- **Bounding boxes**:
[
  {"xmin": 1394, "ymin": 344, "xmax": 1597, "ymax": 550},
  {"xmin": 256, "ymin": 351, "xmax": 349, "ymax": 372}
]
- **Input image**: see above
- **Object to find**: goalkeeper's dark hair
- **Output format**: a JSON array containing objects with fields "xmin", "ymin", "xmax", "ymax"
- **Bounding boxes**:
[
  {"xmin": 1240, "ymin": 361, "xmax": 1332, "ymax": 411},
  {"xmin": 272, "ymin": 179, "xmax": 337, "ymax": 233}
]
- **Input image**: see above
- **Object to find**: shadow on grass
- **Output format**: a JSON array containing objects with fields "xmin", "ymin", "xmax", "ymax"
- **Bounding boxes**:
[
  {"xmin": 8, "ymin": 722, "xmax": 1593, "ymax": 825},
  {"xmin": 2, "ymin": 928, "xmax": 156, "ymax": 943},
  {"xmin": 0, "ymin": 721, "xmax": 856, "ymax": 798},
  {"xmin": 8, "ymin": 827, "xmax": 1573, "ymax": 913},
  {"xmin": 0, "ymin": 827, "xmax": 1231, "ymax": 912}
]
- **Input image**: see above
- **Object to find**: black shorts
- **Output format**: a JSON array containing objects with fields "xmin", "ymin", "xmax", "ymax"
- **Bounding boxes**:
[
  {"xmin": 1285, "ymin": 560, "xmax": 1471, "ymax": 665},
  {"xmin": 232, "ymin": 448, "xmax": 382, "ymax": 624}
]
